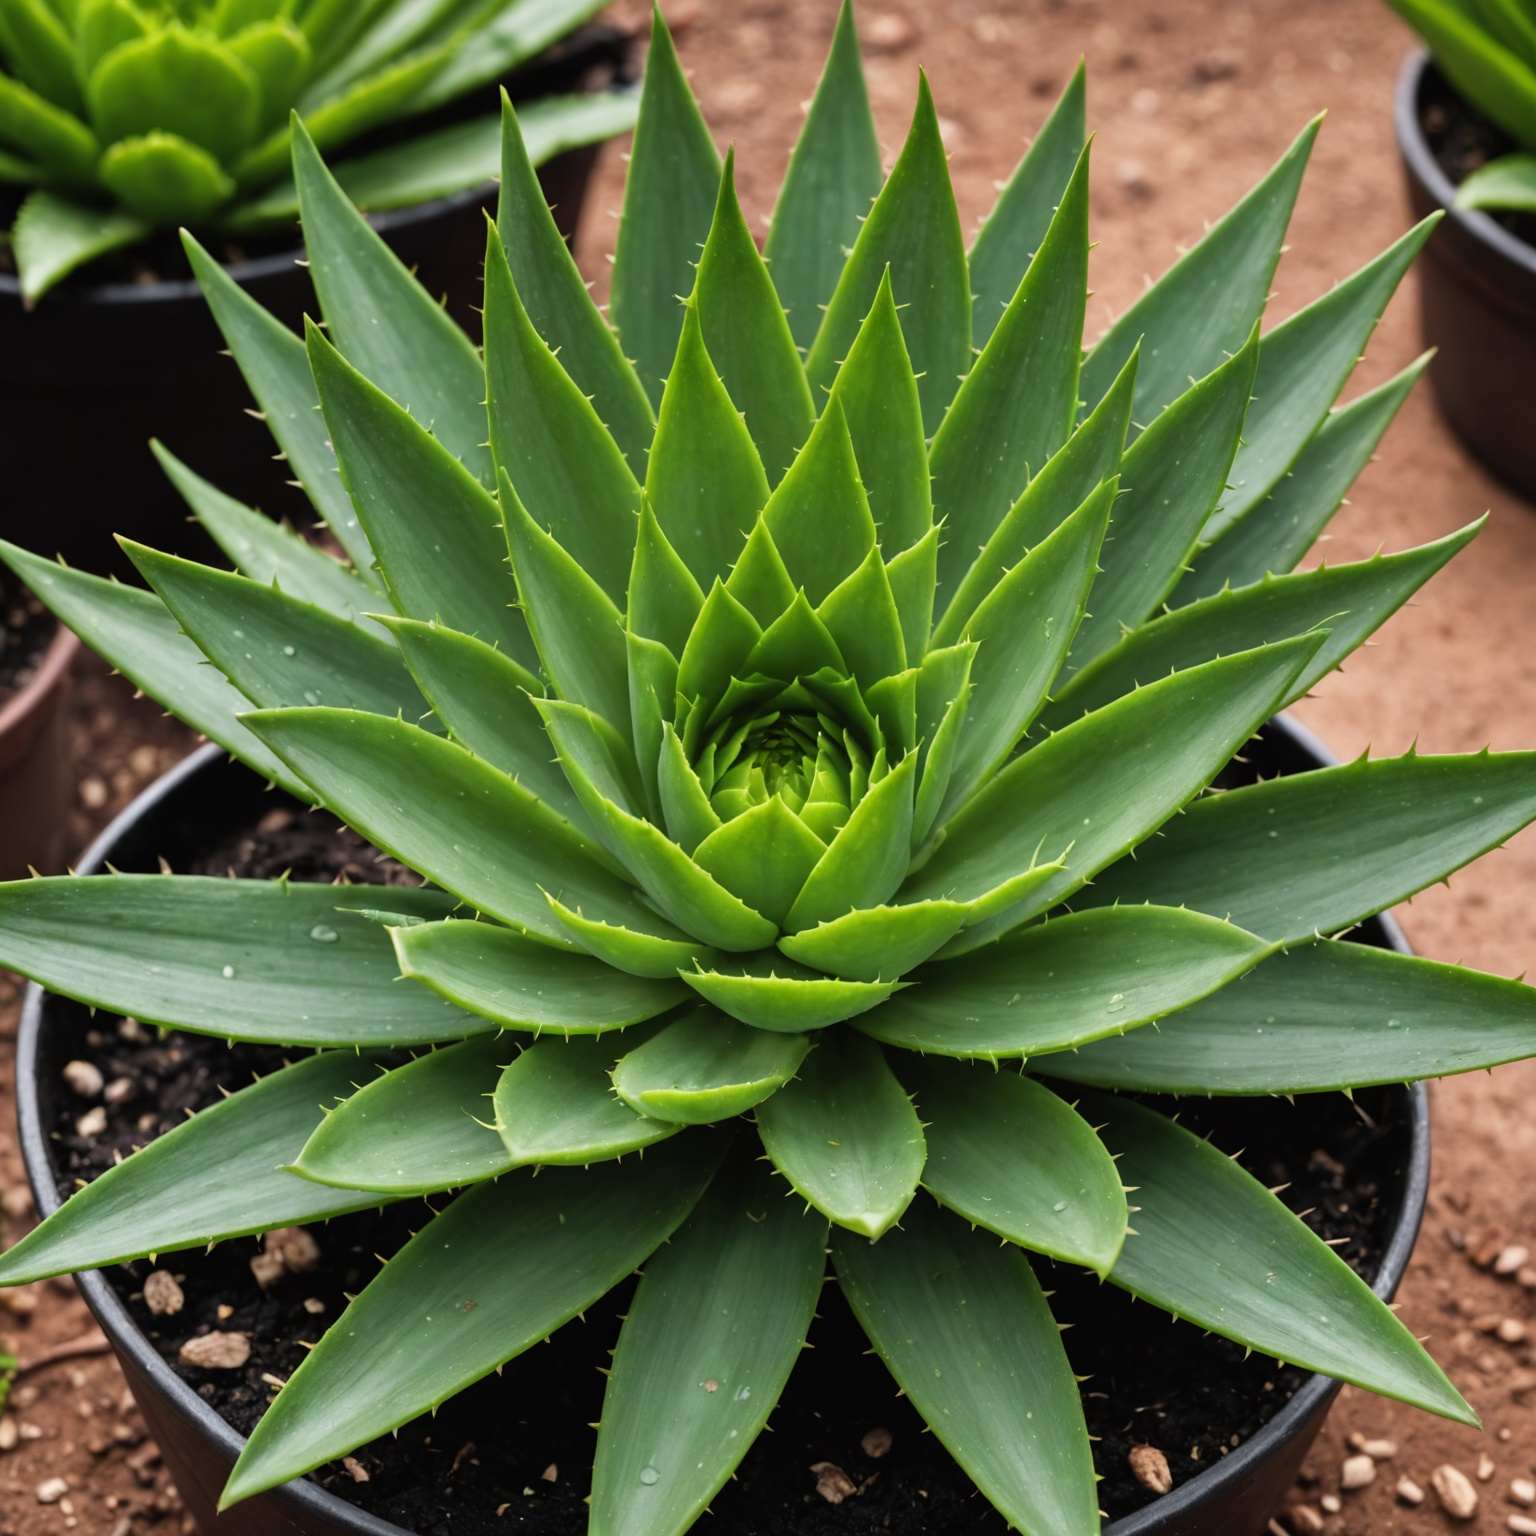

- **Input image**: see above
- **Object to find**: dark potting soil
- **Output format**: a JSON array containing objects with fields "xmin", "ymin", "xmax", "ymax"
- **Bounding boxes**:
[
  {"xmin": 44, "ymin": 808, "xmax": 1404, "ymax": 1535},
  {"xmin": 1420, "ymin": 64, "xmax": 1536, "ymax": 249},
  {"xmin": 0, "ymin": 557, "xmax": 54, "ymax": 706}
]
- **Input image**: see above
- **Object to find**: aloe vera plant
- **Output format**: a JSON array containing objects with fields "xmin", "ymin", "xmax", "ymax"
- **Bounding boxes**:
[
  {"xmin": 1391, "ymin": 0, "xmax": 1536, "ymax": 214},
  {"xmin": 2, "ymin": 7, "xmax": 1535, "ymax": 1533},
  {"xmin": 0, "ymin": 0, "xmax": 636, "ymax": 299}
]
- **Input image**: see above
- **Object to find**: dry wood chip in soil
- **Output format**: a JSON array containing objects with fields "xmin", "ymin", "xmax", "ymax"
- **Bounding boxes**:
[
  {"xmin": 810, "ymin": 1462, "xmax": 859, "ymax": 1504},
  {"xmin": 1432, "ymin": 1463, "xmax": 1480, "ymax": 1520},
  {"xmin": 178, "ymin": 1331, "xmax": 250, "ymax": 1370},
  {"xmin": 142, "ymin": 1269, "xmax": 183, "ymax": 1316},
  {"xmin": 861, "ymin": 1425, "xmax": 893, "ymax": 1459},
  {"xmin": 1129, "ymin": 1443, "xmax": 1173, "ymax": 1495}
]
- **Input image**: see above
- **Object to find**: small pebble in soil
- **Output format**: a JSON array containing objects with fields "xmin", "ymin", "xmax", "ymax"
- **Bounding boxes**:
[
  {"xmin": 1513, "ymin": 1476, "xmax": 1536, "ymax": 1506},
  {"xmin": 1129, "ymin": 1444, "xmax": 1173, "ymax": 1495},
  {"xmin": 75, "ymin": 1106, "xmax": 106, "ymax": 1138},
  {"xmin": 1511, "ymin": 1517, "xmax": 1536, "ymax": 1536},
  {"xmin": 861, "ymin": 1425, "xmax": 893, "ymax": 1459},
  {"xmin": 142, "ymin": 1270, "xmax": 183, "ymax": 1317},
  {"xmin": 1348, "ymin": 1431, "xmax": 1397, "ymax": 1458},
  {"xmin": 1320, "ymin": 1493, "xmax": 1341, "ymax": 1513},
  {"xmin": 1432, "ymin": 1463, "xmax": 1480, "ymax": 1520},
  {"xmin": 1500, "ymin": 1318, "xmax": 1528, "ymax": 1343},
  {"xmin": 178, "ymin": 1331, "xmax": 250, "ymax": 1371},
  {"xmin": 36, "ymin": 1477, "xmax": 68, "ymax": 1504},
  {"xmin": 810, "ymin": 1462, "xmax": 859, "ymax": 1504},
  {"xmin": 1480, "ymin": 1453, "xmax": 1498, "ymax": 1482},
  {"xmin": 1286, "ymin": 1504, "xmax": 1325, "ymax": 1533},
  {"xmin": 1397, "ymin": 1475, "xmax": 1425, "ymax": 1505},
  {"xmin": 61, "ymin": 1060, "xmax": 104, "ymax": 1098},
  {"xmin": 0, "ymin": 1417, "xmax": 16, "ymax": 1452},
  {"xmin": 1341, "ymin": 1454, "xmax": 1376, "ymax": 1491},
  {"xmin": 342, "ymin": 1456, "xmax": 370, "ymax": 1484},
  {"xmin": 0, "ymin": 1185, "xmax": 31, "ymax": 1220},
  {"xmin": 1495, "ymin": 1244, "xmax": 1530, "ymax": 1276}
]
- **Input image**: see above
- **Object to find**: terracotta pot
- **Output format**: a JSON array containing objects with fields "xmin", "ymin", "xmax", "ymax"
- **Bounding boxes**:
[
  {"xmin": 0, "ymin": 28, "xmax": 634, "ymax": 578},
  {"xmin": 13, "ymin": 714, "xmax": 1432, "ymax": 1536},
  {"xmin": 0, "ymin": 622, "xmax": 78, "ymax": 879},
  {"xmin": 1396, "ymin": 49, "xmax": 1536, "ymax": 501}
]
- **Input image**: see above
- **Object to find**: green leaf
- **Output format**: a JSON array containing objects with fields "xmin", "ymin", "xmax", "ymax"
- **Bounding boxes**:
[
  {"xmin": 805, "ymin": 74, "xmax": 971, "ymax": 435},
  {"xmin": 934, "ymin": 347, "xmax": 1136, "ymax": 648},
  {"xmin": 1092, "ymin": 1094, "xmax": 1475, "ymax": 1424},
  {"xmin": 631, "ymin": 500, "xmax": 705, "ymax": 655},
  {"xmin": 940, "ymin": 480, "xmax": 1112, "ymax": 818},
  {"xmin": 377, "ymin": 616, "xmax": 585, "ymax": 826},
  {"xmin": 743, "ymin": 587, "xmax": 841, "ymax": 683},
  {"xmin": 182, "ymin": 231, "xmax": 366, "ymax": 569},
  {"xmin": 294, "ymin": 0, "xmax": 447, "ymax": 95},
  {"xmin": 11, "ymin": 189, "xmax": 150, "ymax": 302},
  {"xmin": 306, "ymin": 326, "xmax": 535, "ymax": 671},
  {"xmin": 1471, "ymin": 0, "xmax": 1536, "ymax": 65},
  {"xmin": 611, "ymin": 5, "xmax": 720, "ymax": 405},
  {"xmin": 644, "ymin": 304, "xmax": 771, "ymax": 591},
  {"xmin": 1458, "ymin": 151, "xmax": 1536, "ymax": 210},
  {"xmin": 903, "ymin": 636, "xmax": 1322, "ymax": 941},
  {"xmin": 969, "ymin": 63, "xmax": 1086, "ymax": 348},
  {"xmin": 818, "ymin": 545, "xmax": 906, "ymax": 687},
  {"xmin": 76, "ymin": 0, "xmax": 151, "ymax": 83},
  {"xmin": 0, "ymin": 542, "xmax": 305, "ymax": 796},
  {"xmin": 291, "ymin": 118, "xmax": 489, "ymax": 481},
  {"xmin": 484, "ymin": 223, "xmax": 641, "ymax": 608},
  {"xmin": 493, "ymin": 1033, "xmax": 679, "ymax": 1168},
  {"xmin": 1080, "ymin": 749, "xmax": 1536, "ymax": 944},
  {"xmin": 681, "ymin": 956, "xmax": 901, "ymax": 1033},
  {"xmin": 0, "ymin": 875, "xmax": 470, "ymax": 1046},
  {"xmin": 1038, "ymin": 938, "xmax": 1536, "ymax": 1094},
  {"xmin": 123, "ymin": 540, "xmax": 425, "ymax": 720},
  {"xmin": 241, "ymin": 707, "xmax": 671, "ymax": 948},
  {"xmin": 546, "ymin": 895, "xmax": 719, "ymax": 981},
  {"xmin": 1079, "ymin": 118, "xmax": 1318, "ymax": 430},
  {"xmin": 657, "ymin": 721, "xmax": 721, "ymax": 853},
  {"xmin": 1208, "ymin": 219, "xmax": 1437, "ymax": 543},
  {"xmin": 226, "ymin": 19, "xmax": 310, "ymax": 132},
  {"xmin": 1, "ymin": 0, "xmax": 85, "ymax": 113},
  {"xmin": 833, "ymin": 1196, "xmax": 1099, "ymax": 1536},
  {"xmin": 912, "ymin": 638, "xmax": 975, "ymax": 843},
  {"xmin": 292, "ymin": 1037, "xmax": 510, "ymax": 1195},
  {"xmin": 861, "ymin": 905, "xmax": 1271, "ymax": 1059},
  {"xmin": 150, "ymin": 442, "xmax": 381, "ymax": 628},
  {"xmin": 391, "ymin": 918, "xmax": 688, "ymax": 1035},
  {"xmin": 907, "ymin": 1057, "xmax": 1126, "ymax": 1276},
  {"xmin": 0, "ymin": 72, "xmax": 97, "ymax": 188},
  {"xmin": 1388, "ymin": 0, "xmax": 1536, "ymax": 145},
  {"xmin": 100, "ymin": 130, "xmax": 237, "ymax": 221},
  {"xmin": 0, "ymin": 1052, "xmax": 394, "ymax": 1286},
  {"xmin": 221, "ymin": 1138, "xmax": 723, "ymax": 1509},
  {"xmin": 1065, "ymin": 329, "xmax": 1260, "ymax": 676},
  {"xmin": 88, "ymin": 24, "xmax": 259, "ymax": 162},
  {"xmin": 691, "ymin": 796, "xmax": 825, "ymax": 926},
  {"xmin": 611, "ymin": 1005, "xmax": 811, "ymax": 1124},
  {"xmin": 757, "ymin": 1033, "xmax": 923, "ymax": 1237},
  {"xmin": 292, "ymin": 0, "xmax": 387, "ymax": 67},
  {"xmin": 693, "ymin": 151, "xmax": 816, "ymax": 482},
  {"xmin": 1175, "ymin": 356, "xmax": 1429, "ymax": 605},
  {"xmin": 1043, "ymin": 522, "xmax": 1482, "ymax": 732},
  {"xmin": 723, "ymin": 517, "xmax": 796, "ymax": 630},
  {"xmin": 501, "ymin": 472, "xmax": 631, "ymax": 732},
  {"xmin": 763, "ymin": 0, "xmax": 882, "ymax": 351},
  {"xmin": 930, "ymin": 144, "xmax": 1090, "ymax": 607},
  {"xmin": 678, "ymin": 583, "xmax": 761, "ymax": 719},
  {"xmin": 495, "ymin": 91, "xmax": 653, "ymax": 475},
  {"xmin": 591, "ymin": 1152, "xmax": 826, "ymax": 1536},
  {"xmin": 886, "ymin": 528, "xmax": 940, "ymax": 673},
  {"xmin": 825, "ymin": 268, "xmax": 932, "ymax": 555},
  {"xmin": 785, "ymin": 751, "xmax": 917, "ymax": 932},
  {"xmin": 777, "ymin": 899, "xmax": 969, "ymax": 981}
]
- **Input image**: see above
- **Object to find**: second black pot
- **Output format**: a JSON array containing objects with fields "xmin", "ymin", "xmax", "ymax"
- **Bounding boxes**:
[
  {"xmin": 15, "ymin": 714, "xmax": 1431, "ymax": 1536},
  {"xmin": 1396, "ymin": 49, "xmax": 1536, "ymax": 502},
  {"xmin": 0, "ymin": 31, "xmax": 632, "ymax": 578}
]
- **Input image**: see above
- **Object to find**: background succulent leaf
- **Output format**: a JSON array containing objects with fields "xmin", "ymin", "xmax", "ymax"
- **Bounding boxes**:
[
  {"xmin": 11, "ymin": 185, "xmax": 148, "ymax": 299},
  {"xmin": 756, "ymin": 1031, "xmax": 924, "ymax": 1238},
  {"xmin": 590, "ymin": 1152, "xmax": 827, "ymax": 1536},
  {"xmin": 0, "ymin": 1052, "xmax": 397, "ymax": 1287},
  {"xmin": 805, "ymin": 72, "xmax": 971, "ymax": 435},
  {"xmin": 2, "ymin": 0, "xmax": 87, "ymax": 113},
  {"xmin": 1082, "ymin": 750, "xmax": 1536, "ymax": 943},
  {"xmin": 1458, "ymin": 151, "xmax": 1536, "ymax": 209},
  {"xmin": 222, "ymin": 1138, "xmax": 725, "ymax": 1509},
  {"xmin": 1093, "ymin": 1094, "xmax": 1476, "ymax": 1425},
  {"xmin": 968, "ymin": 62, "xmax": 1086, "ymax": 348},
  {"xmin": 293, "ymin": 1036, "xmax": 512, "ymax": 1194},
  {"xmin": 1388, "ymin": 0, "xmax": 1536, "ymax": 145},
  {"xmin": 1079, "ymin": 117, "xmax": 1317, "ymax": 431},
  {"xmin": 99, "ymin": 128, "xmax": 236, "ymax": 218},
  {"xmin": 908, "ymin": 1058, "xmax": 1127, "ymax": 1276},
  {"xmin": 0, "ymin": 70, "xmax": 98, "ymax": 183},
  {"xmin": 391, "ymin": 918, "xmax": 690, "ymax": 1035},
  {"xmin": 0, "ymin": 875, "xmax": 469, "ymax": 1045},
  {"xmin": 493, "ymin": 1032, "xmax": 679, "ymax": 1168},
  {"xmin": 1039, "ymin": 939, "xmax": 1536, "ymax": 1094},
  {"xmin": 226, "ymin": 20, "xmax": 312, "ymax": 133},
  {"xmin": 834, "ymin": 1195, "xmax": 1100, "ymax": 1536},
  {"xmin": 610, "ymin": 1006, "xmax": 811, "ymax": 1124},
  {"xmin": 611, "ymin": 5, "xmax": 721, "ymax": 405}
]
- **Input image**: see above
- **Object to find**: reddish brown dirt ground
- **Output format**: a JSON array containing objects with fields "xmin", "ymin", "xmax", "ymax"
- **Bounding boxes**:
[{"xmin": 3, "ymin": 0, "xmax": 1535, "ymax": 1531}]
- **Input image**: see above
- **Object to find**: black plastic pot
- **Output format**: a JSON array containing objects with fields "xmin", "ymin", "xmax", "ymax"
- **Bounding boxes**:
[
  {"xmin": 0, "ymin": 28, "xmax": 633, "ymax": 578},
  {"xmin": 0, "ymin": 620, "xmax": 77, "ymax": 879},
  {"xmin": 15, "ymin": 715, "xmax": 1431, "ymax": 1536},
  {"xmin": 1396, "ymin": 49, "xmax": 1536, "ymax": 502}
]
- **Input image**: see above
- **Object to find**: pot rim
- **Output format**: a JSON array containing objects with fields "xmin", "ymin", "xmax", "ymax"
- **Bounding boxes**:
[
  {"xmin": 0, "ymin": 620, "xmax": 77, "ymax": 763},
  {"xmin": 16, "ymin": 718, "xmax": 1432, "ymax": 1536},
  {"xmin": 1396, "ymin": 47, "xmax": 1536, "ymax": 278}
]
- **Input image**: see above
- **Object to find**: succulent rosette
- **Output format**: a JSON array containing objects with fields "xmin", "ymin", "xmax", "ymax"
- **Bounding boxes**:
[{"xmin": 3, "ymin": 8, "xmax": 1536, "ymax": 1535}]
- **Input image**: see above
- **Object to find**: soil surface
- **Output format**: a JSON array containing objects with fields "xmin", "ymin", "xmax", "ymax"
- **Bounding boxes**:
[
  {"xmin": 4, "ymin": 1, "xmax": 1536, "ymax": 1534},
  {"xmin": 0, "ymin": 564, "xmax": 53, "ymax": 710}
]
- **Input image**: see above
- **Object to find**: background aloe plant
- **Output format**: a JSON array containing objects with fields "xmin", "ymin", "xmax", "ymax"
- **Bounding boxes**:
[
  {"xmin": 2, "ymin": 7, "xmax": 1536, "ymax": 1534},
  {"xmin": 0, "ymin": 0, "xmax": 637, "ymax": 299},
  {"xmin": 1391, "ymin": 0, "xmax": 1536, "ymax": 214}
]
